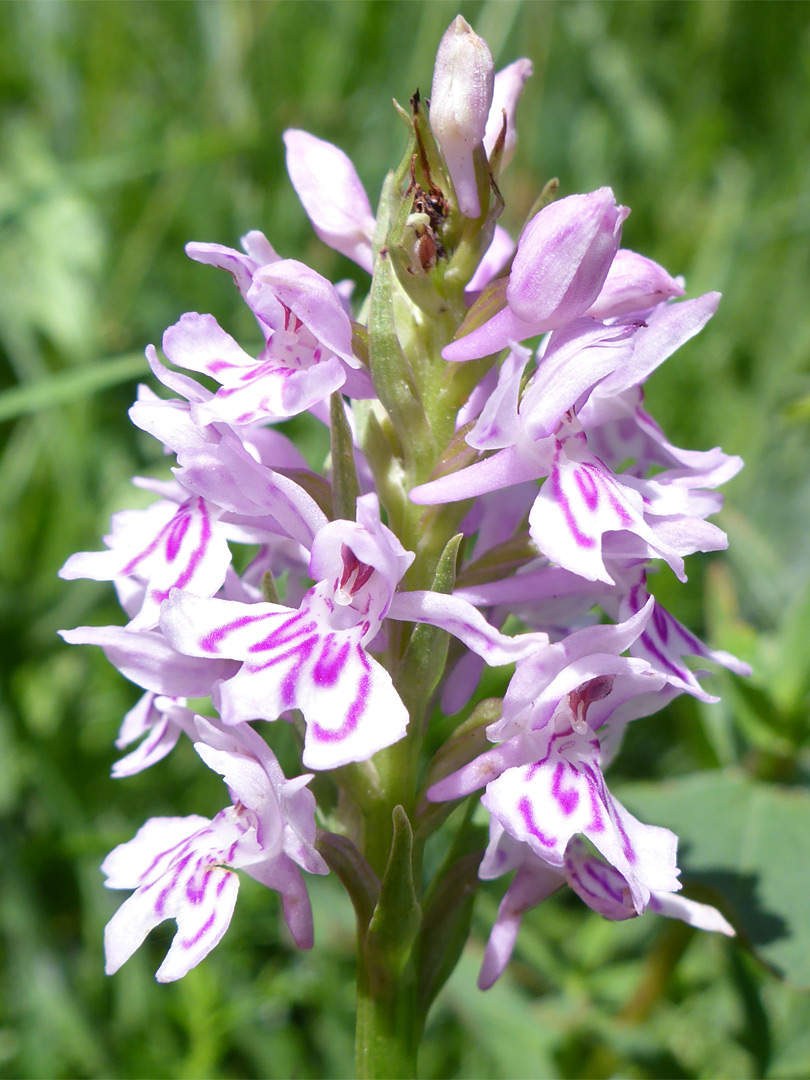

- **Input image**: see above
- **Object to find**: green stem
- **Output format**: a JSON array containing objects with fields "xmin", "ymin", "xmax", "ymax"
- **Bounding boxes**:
[
  {"xmin": 356, "ymin": 807, "xmax": 422, "ymax": 1078},
  {"xmin": 355, "ymin": 961, "xmax": 419, "ymax": 1079}
]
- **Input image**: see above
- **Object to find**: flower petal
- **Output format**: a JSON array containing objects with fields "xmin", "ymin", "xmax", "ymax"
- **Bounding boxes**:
[{"xmin": 283, "ymin": 129, "xmax": 376, "ymax": 273}]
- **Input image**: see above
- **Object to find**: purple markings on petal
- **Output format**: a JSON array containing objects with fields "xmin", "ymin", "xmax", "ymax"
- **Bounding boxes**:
[
  {"xmin": 614, "ymin": 808, "xmax": 637, "ymax": 864},
  {"xmin": 347, "ymin": 660, "xmax": 372, "ymax": 725},
  {"xmin": 249, "ymin": 611, "xmax": 317, "ymax": 653},
  {"xmin": 579, "ymin": 861, "xmax": 627, "ymax": 906},
  {"xmin": 671, "ymin": 616, "xmax": 704, "ymax": 652},
  {"xmin": 312, "ymin": 634, "xmax": 352, "ymax": 688},
  {"xmin": 639, "ymin": 629, "xmax": 689, "ymax": 680},
  {"xmin": 155, "ymin": 851, "xmax": 194, "ymax": 915},
  {"xmin": 172, "ymin": 505, "xmax": 212, "ymax": 591},
  {"xmin": 525, "ymin": 748, "xmax": 551, "ymax": 780},
  {"xmin": 575, "ymin": 469, "xmax": 599, "ymax": 512},
  {"xmin": 186, "ymin": 866, "xmax": 213, "ymax": 905},
  {"xmin": 274, "ymin": 637, "xmax": 318, "ymax": 706},
  {"xmin": 551, "ymin": 761, "xmax": 580, "ymax": 816},
  {"xmin": 139, "ymin": 839, "xmax": 191, "ymax": 889},
  {"xmin": 180, "ymin": 908, "xmax": 218, "ymax": 950},
  {"xmin": 517, "ymin": 795, "xmax": 556, "ymax": 848},
  {"xmin": 605, "ymin": 484, "xmax": 634, "ymax": 527},
  {"xmin": 583, "ymin": 769, "xmax": 606, "ymax": 833},
  {"xmin": 122, "ymin": 500, "xmax": 213, "ymax": 602},
  {"xmin": 310, "ymin": 648, "xmax": 371, "ymax": 744},
  {"xmin": 201, "ymin": 613, "xmax": 268, "ymax": 653},
  {"xmin": 165, "ymin": 511, "xmax": 192, "ymax": 562},
  {"xmin": 121, "ymin": 524, "xmax": 167, "ymax": 577},
  {"xmin": 551, "ymin": 463, "xmax": 596, "ymax": 549}
]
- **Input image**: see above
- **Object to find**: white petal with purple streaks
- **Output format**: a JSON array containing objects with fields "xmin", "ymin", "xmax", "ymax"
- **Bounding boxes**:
[{"xmin": 159, "ymin": 593, "xmax": 409, "ymax": 770}]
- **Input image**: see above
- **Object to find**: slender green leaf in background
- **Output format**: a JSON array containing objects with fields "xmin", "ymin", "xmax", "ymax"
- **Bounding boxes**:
[{"xmin": 0, "ymin": 354, "xmax": 145, "ymax": 423}]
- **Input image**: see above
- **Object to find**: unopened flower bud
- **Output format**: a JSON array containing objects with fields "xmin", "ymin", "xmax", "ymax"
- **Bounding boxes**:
[
  {"xmin": 508, "ymin": 187, "xmax": 629, "ymax": 324},
  {"xmin": 429, "ymin": 15, "xmax": 494, "ymax": 218},
  {"xmin": 443, "ymin": 187, "xmax": 629, "ymax": 361}
]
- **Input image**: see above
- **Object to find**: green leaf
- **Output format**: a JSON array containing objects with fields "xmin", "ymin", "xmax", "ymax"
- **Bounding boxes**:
[
  {"xmin": 329, "ymin": 391, "xmax": 361, "ymax": 520},
  {"xmin": 316, "ymin": 830, "xmax": 381, "ymax": 933},
  {"xmin": 417, "ymin": 848, "xmax": 483, "ymax": 1013},
  {"xmin": 422, "ymin": 698, "xmax": 502, "ymax": 797},
  {"xmin": 440, "ymin": 948, "xmax": 559, "ymax": 1078},
  {"xmin": 617, "ymin": 770, "xmax": 810, "ymax": 987},
  {"xmin": 367, "ymin": 249, "xmax": 435, "ymax": 477},
  {"xmin": 452, "ymin": 276, "xmax": 508, "ymax": 342},
  {"xmin": 395, "ymin": 533, "xmax": 462, "ymax": 712},
  {"xmin": 769, "ymin": 576, "xmax": 810, "ymax": 714},
  {"xmin": 364, "ymin": 806, "xmax": 421, "ymax": 984},
  {"xmin": 0, "ymin": 352, "xmax": 144, "ymax": 422},
  {"xmin": 260, "ymin": 570, "xmax": 280, "ymax": 605}
]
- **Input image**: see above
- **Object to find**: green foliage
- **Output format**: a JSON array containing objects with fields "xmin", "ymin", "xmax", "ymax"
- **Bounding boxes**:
[
  {"xmin": 2, "ymin": 1, "xmax": 809, "ymax": 1076},
  {"xmin": 618, "ymin": 772, "xmax": 810, "ymax": 987}
]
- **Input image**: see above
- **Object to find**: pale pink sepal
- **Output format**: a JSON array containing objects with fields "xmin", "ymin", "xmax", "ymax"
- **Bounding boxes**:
[
  {"xmin": 388, "ymin": 591, "xmax": 544, "ymax": 667},
  {"xmin": 483, "ymin": 58, "xmax": 533, "ymax": 169},
  {"xmin": 283, "ymin": 129, "xmax": 376, "ymax": 273},
  {"xmin": 58, "ymin": 625, "xmax": 240, "ymax": 698},
  {"xmin": 585, "ymin": 248, "xmax": 685, "ymax": 319}
]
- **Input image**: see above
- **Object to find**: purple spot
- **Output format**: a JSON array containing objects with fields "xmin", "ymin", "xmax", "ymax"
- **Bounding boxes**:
[
  {"xmin": 517, "ymin": 795, "xmax": 556, "ymax": 848},
  {"xmin": 574, "ymin": 468, "xmax": 599, "ymax": 511},
  {"xmin": 164, "ymin": 509, "xmax": 191, "ymax": 562},
  {"xmin": 312, "ymin": 634, "xmax": 351, "ymax": 687},
  {"xmin": 551, "ymin": 761, "xmax": 580, "ymax": 816},
  {"xmin": 186, "ymin": 866, "xmax": 213, "ymax": 905}
]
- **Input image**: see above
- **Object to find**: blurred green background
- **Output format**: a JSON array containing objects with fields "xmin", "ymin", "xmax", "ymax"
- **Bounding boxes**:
[{"xmin": 2, "ymin": 1, "xmax": 810, "ymax": 1076}]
